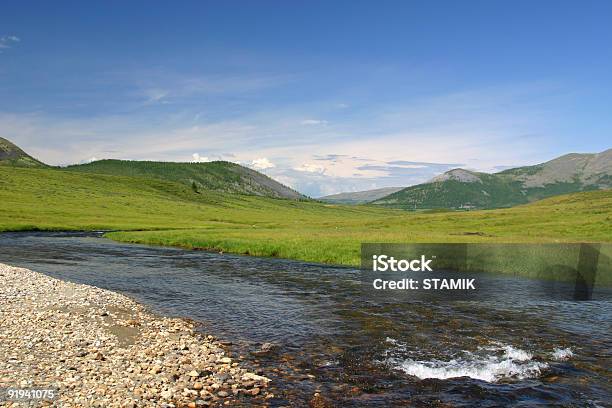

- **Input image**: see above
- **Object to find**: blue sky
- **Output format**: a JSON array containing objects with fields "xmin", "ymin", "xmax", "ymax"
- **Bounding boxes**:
[{"xmin": 1, "ymin": 1, "xmax": 611, "ymax": 196}]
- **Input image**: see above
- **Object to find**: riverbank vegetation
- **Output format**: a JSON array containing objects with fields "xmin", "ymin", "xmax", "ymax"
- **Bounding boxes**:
[{"xmin": 1, "ymin": 166, "xmax": 611, "ymax": 266}]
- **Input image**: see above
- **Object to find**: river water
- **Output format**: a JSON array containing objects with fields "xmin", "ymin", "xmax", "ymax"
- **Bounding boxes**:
[{"xmin": 0, "ymin": 232, "xmax": 610, "ymax": 407}]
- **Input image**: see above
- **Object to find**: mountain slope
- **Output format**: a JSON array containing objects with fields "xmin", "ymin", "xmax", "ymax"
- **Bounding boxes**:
[
  {"xmin": 0, "ymin": 137, "xmax": 48, "ymax": 168},
  {"xmin": 497, "ymin": 150, "xmax": 612, "ymax": 189},
  {"xmin": 65, "ymin": 159, "xmax": 305, "ymax": 199},
  {"xmin": 372, "ymin": 149, "xmax": 612, "ymax": 210},
  {"xmin": 319, "ymin": 187, "xmax": 403, "ymax": 204}
]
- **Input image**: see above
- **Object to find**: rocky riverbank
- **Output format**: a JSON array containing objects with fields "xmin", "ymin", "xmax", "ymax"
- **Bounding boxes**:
[{"xmin": 0, "ymin": 263, "xmax": 272, "ymax": 407}]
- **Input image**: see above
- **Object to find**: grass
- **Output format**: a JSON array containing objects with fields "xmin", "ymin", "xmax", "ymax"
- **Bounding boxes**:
[{"xmin": 1, "ymin": 166, "xmax": 611, "ymax": 270}]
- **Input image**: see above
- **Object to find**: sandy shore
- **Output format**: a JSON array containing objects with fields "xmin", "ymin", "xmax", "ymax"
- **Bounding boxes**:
[{"xmin": 0, "ymin": 263, "xmax": 272, "ymax": 407}]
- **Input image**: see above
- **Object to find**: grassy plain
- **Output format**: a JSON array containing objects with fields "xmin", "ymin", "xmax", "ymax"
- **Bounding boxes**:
[{"xmin": 1, "ymin": 166, "xmax": 611, "ymax": 267}]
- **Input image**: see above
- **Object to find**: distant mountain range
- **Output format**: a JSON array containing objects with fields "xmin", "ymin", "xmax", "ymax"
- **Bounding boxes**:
[
  {"xmin": 319, "ymin": 187, "xmax": 403, "ymax": 204},
  {"xmin": 371, "ymin": 149, "xmax": 612, "ymax": 209},
  {"xmin": 0, "ymin": 137, "xmax": 304, "ymax": 200},
  {"xmin": 3, "ymin": 137, "xmax": 610, "ymax": 209}
]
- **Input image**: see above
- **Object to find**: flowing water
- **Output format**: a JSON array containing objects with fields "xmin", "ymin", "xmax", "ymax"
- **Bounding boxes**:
[{"xmin": 0, "ymin": 232, "xmax": 610, "ymax": 407}]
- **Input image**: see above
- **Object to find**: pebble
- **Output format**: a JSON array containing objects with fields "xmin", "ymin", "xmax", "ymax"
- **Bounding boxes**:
[{"xmin": 0, "ymin": 263, "xmax": 271, "ymax": 407}]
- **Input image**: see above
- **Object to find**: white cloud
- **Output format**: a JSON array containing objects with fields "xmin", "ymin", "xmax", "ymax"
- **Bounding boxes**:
[
  {"xmin": 300, "ymin": 119, "xmax": 328, "ymax": 126},
  {"xmin": 294, "ymin": 163, "xmax": 326, "ymax": 174},
  {"xmin": 250, "ymin": 157, "xmax": 275, "ymax": 170},
  {"xmin": 0, "ymin": 81, "xmax": 569, "ymax": 197},
  {"xmin": 133, "ymin": 71, "xmax": 294, "ymax": 104},
  {"xmin": 391, "ymin": 163, "xmax": 427, "ymax": 169},
  {"xmin": 0, "ymin": 35, "xmax": 20, "ymax": 52},
  {"xmin": 79, "ymin": 157, "xmax": 99, "ymax": 164},
  {"xmin": 191, "ymin": 153, "xmax": 210, "ymax": 163}
]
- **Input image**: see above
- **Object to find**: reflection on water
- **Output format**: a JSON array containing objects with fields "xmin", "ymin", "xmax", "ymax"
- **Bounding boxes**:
[{"xmin": 0, "ymin": 231, "xmax": 610, "ymax": 407}]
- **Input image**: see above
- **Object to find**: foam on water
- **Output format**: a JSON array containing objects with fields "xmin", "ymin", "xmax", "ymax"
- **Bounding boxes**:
[
  {"xmin": 384, "ymin": 339, "xmax": 573, "ymax": 383},
  {"xmin": 552, "ymin": 347, "xmax": 574, "ymax": 360}
]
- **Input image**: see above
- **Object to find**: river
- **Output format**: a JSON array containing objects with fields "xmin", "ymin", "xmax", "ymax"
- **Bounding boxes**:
[{"xmin": 0, "ymin": 231, "xmax": 610, "ymax": 407}]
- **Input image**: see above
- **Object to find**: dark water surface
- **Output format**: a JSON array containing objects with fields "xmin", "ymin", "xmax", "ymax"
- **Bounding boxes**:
[{"xmin": 1, "ymin": 232, "xmax": 610, "ymax": 407}]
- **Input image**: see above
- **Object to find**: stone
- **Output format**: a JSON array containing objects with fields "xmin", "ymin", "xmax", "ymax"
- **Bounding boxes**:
[
  {"xmin": 0, "ymin": 263, "xmax": 270, "ymax": 407},
  {"xmin": 260, "ymin": 342, "xmax": 276, "ymax": 352}
]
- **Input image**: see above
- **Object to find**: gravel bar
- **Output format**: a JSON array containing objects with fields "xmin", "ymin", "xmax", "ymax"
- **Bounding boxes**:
[{"xmin": 0, "ymin": 263, "xmax": 272, "ymax": 407}]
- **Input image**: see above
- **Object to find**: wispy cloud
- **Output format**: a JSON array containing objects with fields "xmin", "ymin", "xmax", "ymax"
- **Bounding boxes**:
[
  {"xmin": 143, "ymin": 88, "xmax": 170, "ymax": 104},
  {"xmin": 0, "ymin": 80, "xmax": 578, "ymax": 196},
  {"xmin": 300, "ymin": 119, "xmax": 328, "ymax": 126},
  {"xmin": 294, "ymin": 163, "xmax": 326, "ymax": 174},
  {"xmin": 134, "ymin": 71, "xmax": 294, "ymax": 106},
  {"xmin": 0, "ymin": 35, "xmax": 20, "ymax": 53},
  {"xmin": 387, "ymin": 160, "xmax": 463, "ymax": 168},
  {"xmin": 313, "ymin": 154, "xmax": 348, "ymax": 162}
]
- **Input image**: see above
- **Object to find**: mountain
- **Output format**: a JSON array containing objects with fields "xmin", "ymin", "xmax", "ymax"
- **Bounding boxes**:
[
  {"xmin": 0, "ymin": 137, "xmax": 304, "ymax": 200},
  {"xmin": 372, "ymin": 149, "xmax": 612, "ymax": 210},
  {"xmin": 0, "ymin": 137, "xmax": 48, "ymax": 168},
  {"xmin": 319, "ymin": 187, "xmax": 403, "ymax": 204},
  {"xmin": 65, "ymin": 159, "xmax": 305, "ymax": 199}
]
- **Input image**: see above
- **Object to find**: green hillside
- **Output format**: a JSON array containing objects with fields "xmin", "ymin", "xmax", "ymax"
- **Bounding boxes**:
[
  {"xmin": 65, "ymin": 159, "xmax": 305, "ymax": 199},
  {"xmin": 1, "ymin": 166, "xmax": 611, "ymax": 267},
  {"xmin": 373, "ymin": 149, "xmax": 612, "ymax": 210},
  {"xmin": 0, "ymin": 166, "xmax": 385, "ymax": 236},
  {"xmin": 0, "ymin": 137, "xmax": 48, "ymax": 168},
  {"xmin": 373, "ymin": 172, "xmax": 526, "ymax": 209}
]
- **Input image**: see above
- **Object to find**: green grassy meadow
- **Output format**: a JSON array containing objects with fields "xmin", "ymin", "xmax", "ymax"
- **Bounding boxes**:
[{"xmin": 1, "ymin": 166, "xmax": 611, "ymax": 267}]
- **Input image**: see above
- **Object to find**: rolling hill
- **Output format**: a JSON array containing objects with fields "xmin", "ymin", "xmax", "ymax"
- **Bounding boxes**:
[
  {"xmin": 0, "ymin": 137, "xmax": 48, "ymax": 168},
  {"xmin": 0, "ymin": 137, "xmax": 304, "ymax": 200},
  {"xmin": 65, "ymin": 159, "xmax": 305, "ymax": 199},
  {"xmin": 372, "ymin": 149, "xmax": 612, "ymax": 210},
  {"xmin": 319, "ymin": 186, "xmax": 403, "ymax": 204},
  {"xmin": 0, "ymin": 165, "xmax": 343, "ymax": 232}
]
